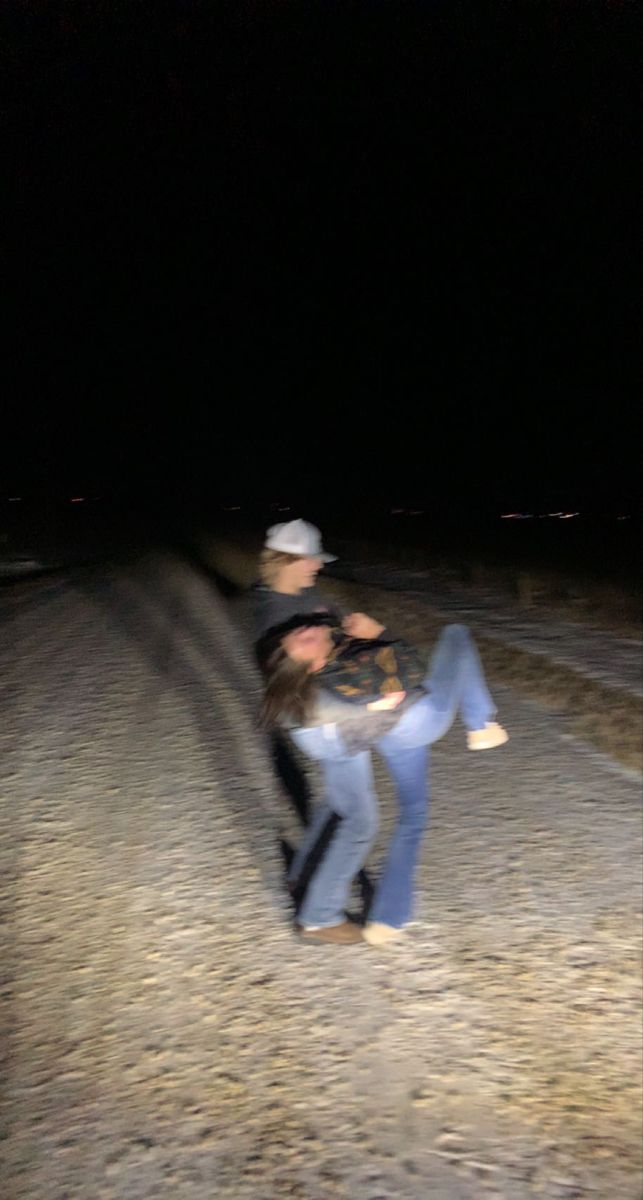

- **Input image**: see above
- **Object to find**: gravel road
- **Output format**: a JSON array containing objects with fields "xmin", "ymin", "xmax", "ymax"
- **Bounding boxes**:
[{"xmin": 1, "ymin": 554, "xmax": 641, "ymax": 1200}]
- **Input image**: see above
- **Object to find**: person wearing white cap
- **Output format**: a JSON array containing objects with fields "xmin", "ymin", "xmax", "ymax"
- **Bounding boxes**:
[
  {"xmin": 253, "ymin": 518, "xmax": 385, "ymax": 945},
  {"xmin": 253, "ymin": 519, "xmax": 341, "ymax": 638}
]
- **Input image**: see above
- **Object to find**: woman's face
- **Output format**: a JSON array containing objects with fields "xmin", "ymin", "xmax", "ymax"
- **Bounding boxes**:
[{"xmin": 282, "ymin": 625, "xmax": 332, "ymax": 667}]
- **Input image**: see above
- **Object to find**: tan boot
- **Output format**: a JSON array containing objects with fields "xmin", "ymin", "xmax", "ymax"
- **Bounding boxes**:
[
  {"xmin": 296, "ymin": 921, "xmax": 364, "ymax": 945},
  {"xmin": 363, "ymin": 922, "xmax": 403, "ymax": 946},
  {"xmin": 467, "ymin": 722, "xmax": 509, "ymax": 750}
]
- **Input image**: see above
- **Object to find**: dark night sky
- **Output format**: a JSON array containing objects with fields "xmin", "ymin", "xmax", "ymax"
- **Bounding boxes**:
[{"xmin": 3, "ymin": 2, "xmax": 641, "ymax": 514}]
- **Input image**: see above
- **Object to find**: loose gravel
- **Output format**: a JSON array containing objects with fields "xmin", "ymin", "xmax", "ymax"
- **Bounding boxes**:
[{"xmin": 1, "ymin": 554, "xmax": 641, "ymax": 1200}]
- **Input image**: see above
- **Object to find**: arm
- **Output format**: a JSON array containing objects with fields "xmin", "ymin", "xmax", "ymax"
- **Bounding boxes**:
[{"xmin": 341, "ymin": 613, "xmax": 387, "ymax": 639}]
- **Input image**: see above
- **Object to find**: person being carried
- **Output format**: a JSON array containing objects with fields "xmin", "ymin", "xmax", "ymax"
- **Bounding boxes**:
[{"xmin": 257, "ymin": 610, "xmax": 508, "ymax": 945}]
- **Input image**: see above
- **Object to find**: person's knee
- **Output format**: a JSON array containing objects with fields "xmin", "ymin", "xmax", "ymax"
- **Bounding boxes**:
[
  {"xmin": 357, "ymin": 802, "xmax": 379, "ymax": 844},
  {"xmin": 345, "ymin": 792, "xmax": 378, "ymax": 842},
  {"xmin": 401, "ymin": 800, "xmax": 429, "ymax": 835}
]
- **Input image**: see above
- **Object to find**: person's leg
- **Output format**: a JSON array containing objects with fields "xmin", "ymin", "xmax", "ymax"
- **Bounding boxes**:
[
  {"xmin": 285, "ymin": 726, "xmax": 377, "ymax": 929},
  {"xmin": 425, "ymin": 623, "xmax": 496, "ymax": 732},
  {"xmin": 379, "ymin": 624, "xmax": 500, "ymax": 751},
  {"xmin": 286, "ymin": 723, "xmax": 363, "ymax": 886},
  {"xmin": 286, "ymin": 723, "xmax": 356, "ymax": 887},
  {"xmin": 294, "ymin": 751, "xmax": 378, "ymax": 929},
  {"xmin": 366, "ymin": 745, "xmax": 430, "ymax": 938},
  {"xmin": 288, "ymin": 790, "xmax": 336, "ymax": 884}
]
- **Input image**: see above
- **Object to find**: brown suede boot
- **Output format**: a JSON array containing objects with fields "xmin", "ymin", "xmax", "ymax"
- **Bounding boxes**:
[{"xmin": 296, "ymin": 921, "xmax": 364, "ymax": 945}]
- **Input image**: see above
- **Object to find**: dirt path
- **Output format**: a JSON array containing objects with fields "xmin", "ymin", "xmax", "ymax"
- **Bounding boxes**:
[{"xmin": 1, "ymin": 556, "xmax": 641, "ymax": 1199}]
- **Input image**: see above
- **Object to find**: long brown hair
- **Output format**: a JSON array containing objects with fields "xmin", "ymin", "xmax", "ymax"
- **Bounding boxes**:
[{"xmin": 260, "ymin": 642, "xmax": 317, "ymax": 729}]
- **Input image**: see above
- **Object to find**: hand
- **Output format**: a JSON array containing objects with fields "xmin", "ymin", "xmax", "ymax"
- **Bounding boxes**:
[
  {"xmin": 342, "ymin": 612, "xmax": 386, "ymax": 640},
  {"xmin": 367, "ymin": 691, "xmax": 406, "ymax": 712}
]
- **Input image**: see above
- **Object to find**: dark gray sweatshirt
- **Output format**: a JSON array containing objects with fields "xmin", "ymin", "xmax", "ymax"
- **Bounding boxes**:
[{"xmin": 251, "ymin": 582, "xmax": 344, "ymax": 638}]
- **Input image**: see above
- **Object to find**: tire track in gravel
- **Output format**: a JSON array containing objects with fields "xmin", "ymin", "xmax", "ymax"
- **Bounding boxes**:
[
  {"xmin": 82, "ymin": 559, "xmax": 287, "ymax": 835},
  {"xmin": 1, "ymin": 557, "xmax": 423, "ymax": 1199}
]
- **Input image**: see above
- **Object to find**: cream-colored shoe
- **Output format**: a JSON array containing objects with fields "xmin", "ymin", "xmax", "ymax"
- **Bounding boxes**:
[
  {"xmin": 363, "ymin": 922, "xmax": 403, "ymax": 946},
  {"xmin": 467, "ymin": 722, "xmax": 509, "ymax": 750}
]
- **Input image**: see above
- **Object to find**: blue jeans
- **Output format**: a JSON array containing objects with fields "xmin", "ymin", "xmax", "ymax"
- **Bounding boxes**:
[
  {"xmin": 378, "ymin": 622, "xmax": 496, "ymax": 751},
  {"xmin": 290, "ymin": 625, "xmax": 496, "ymax": 928},
  {"xmin": 287, "ymin": 751, "xmax": 378, "ymax": 928}
]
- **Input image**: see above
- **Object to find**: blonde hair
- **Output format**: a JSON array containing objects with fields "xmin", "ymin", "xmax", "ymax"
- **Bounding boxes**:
[{"xmin": 258, "ymin": 548, "xmax": 302, "ymax": 589}]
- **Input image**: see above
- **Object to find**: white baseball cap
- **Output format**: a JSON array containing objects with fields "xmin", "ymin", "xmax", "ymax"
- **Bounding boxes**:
[{"xmin": 264, "ymin": 518, "xmax": 337, "ymax": 562}]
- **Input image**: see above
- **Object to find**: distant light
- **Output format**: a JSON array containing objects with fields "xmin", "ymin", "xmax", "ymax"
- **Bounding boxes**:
[
  {"xmin": 559, "ymin": 512, "xmax": 579, "ymax": 519},
  {"xmin": 617, "ymin": 515, "xmax": 631, "ymax": 521},
  {"xmin": 70, "ymin": 497, "xmax": 86, "ymax": 503},
  {"xmin": 222, "ymin": 505, "xmax": 241, "ymax": 511},
  {"xmin": 277, "ymin": 506, "xmax": 291, "ymax": 512},
  {"xmin": 8, "ymin": 496, "xmax": 22, "ymax": 502},
  {"xmin": 500, "ymin": 513, "xmax": 533, "ymax": 519}
]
